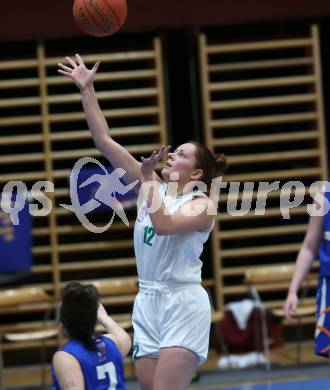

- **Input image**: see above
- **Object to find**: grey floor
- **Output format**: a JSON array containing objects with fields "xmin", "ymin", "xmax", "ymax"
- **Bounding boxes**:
[
  {"xmin": 10, "ymin": 362, "xmax": 330, "ymax": 390},
  {"xmin": 125, "ymin": 363, "xmax": 330, "ymax": 389}
]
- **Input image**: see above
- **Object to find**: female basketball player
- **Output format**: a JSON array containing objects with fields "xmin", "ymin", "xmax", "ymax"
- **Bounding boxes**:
[
  {"xmin": 58, "ymin": 55, "xmax": 226, "ymax": 390},
  {"xmin": 284, "ymin": 185, "xmax": 330, "ymax": 357},
  {"xmin": 52, "ymin": 281, "xmax": 131, "ymax": 389}
]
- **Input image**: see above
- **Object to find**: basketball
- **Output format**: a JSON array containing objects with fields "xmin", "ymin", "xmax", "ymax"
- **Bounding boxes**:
[{"xmin": 73, "ymin": 0, "xmax": 127, "ymax": 37}]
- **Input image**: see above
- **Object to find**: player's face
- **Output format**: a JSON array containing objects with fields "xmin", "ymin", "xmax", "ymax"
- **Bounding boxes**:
[{"xmin": 161, "ymin": 143, "xmax": 199, "ymax": 182}]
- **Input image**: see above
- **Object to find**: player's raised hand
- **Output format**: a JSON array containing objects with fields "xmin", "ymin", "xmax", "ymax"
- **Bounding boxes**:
[
  {"xmin": 140, "ymin": 145, "xmax": 171, "ymax": 181},
  {"xmin": 58, "ymin": 54, "xmax": 100, "ymax": 92},
  {"xmin": 97, "ymin": 303, "xmax": 110, "ymax": 326}
]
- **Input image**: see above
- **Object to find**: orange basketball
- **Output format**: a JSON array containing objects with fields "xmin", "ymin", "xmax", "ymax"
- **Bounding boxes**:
[{"xmin": 73, "ymin": 0, "xmax": 127, "ymax": 37}]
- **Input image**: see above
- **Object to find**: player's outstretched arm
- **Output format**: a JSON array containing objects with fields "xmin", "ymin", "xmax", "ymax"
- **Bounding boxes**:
[
  {"xmin": 284, "ymin": 212, "xmax": 323, "ymax": 321},
  {"xmin": 97, "ymin": 303, "xmax": 132, "ymax": 357},
  {"xmin": 58, "ymin": 54, "xmax": 143, "ymax": 186}
]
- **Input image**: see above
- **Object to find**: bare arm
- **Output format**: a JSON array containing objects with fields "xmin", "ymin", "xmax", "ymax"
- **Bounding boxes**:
[
  {"xmin": 140, "ymin": 149, "xmax": 213, "ymax": 235},
  {"xmin": 97, "ymin": 304, "xmax": 132, "ymax": 357},
  {"xmin": 143, "ymin": 185, "xmax": 213, "ymax": 235},
  {"xmin": 58, "ymin": 54, "xmax": 161, "ymax": 186},
  {"xmin": 284, "ymin": 213, "xmax": 323, "ymax": 320},
  {"xmin": 53, "ymin": 351, "xmax": 84, "ymax": 390}
]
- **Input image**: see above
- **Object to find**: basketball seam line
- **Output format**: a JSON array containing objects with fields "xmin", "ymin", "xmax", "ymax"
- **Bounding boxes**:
[
  {"xmin": 99, "ymin": 0, "xmax": 121, "ymax": 28},
  {"xmin": 82, "ymin": 0, "xmax": 109, "ymax": 33}
]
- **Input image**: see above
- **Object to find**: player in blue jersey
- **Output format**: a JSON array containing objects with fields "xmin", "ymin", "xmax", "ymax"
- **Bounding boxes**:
[
  {"xmin": 58, "ymin": 55, "xmax": 226, "ymax": 390},
  {"xmin": 52, "ymin": 281, "xmax": 132, "ymax": 389},
  {"xmin": 284, "ymin": 184, "xmax": 330, "ymax": 357}
]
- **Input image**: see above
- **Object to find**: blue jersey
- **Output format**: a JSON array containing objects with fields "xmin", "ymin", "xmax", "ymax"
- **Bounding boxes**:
[
  {"xmin": 319, "ymin": 188, "xmax": 330, "ymax": 277},
  {"xmin": 52, "ymin": 335, "xmax": 126, "ymax": 390}
]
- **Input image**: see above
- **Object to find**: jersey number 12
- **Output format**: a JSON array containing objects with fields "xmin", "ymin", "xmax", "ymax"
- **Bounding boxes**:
[{"xmin": 143, "ymin": 226, "xmax": 155, "ymax": 246}]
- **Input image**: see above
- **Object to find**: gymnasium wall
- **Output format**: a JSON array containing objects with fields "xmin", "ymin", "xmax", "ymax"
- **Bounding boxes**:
[
  {"xmin": 2, "ymin": 0, "xmax": 330, "ymax": 41},
  {"xmin": 1, "ymin": 1, "xmax": 330, "ymax": 384}
]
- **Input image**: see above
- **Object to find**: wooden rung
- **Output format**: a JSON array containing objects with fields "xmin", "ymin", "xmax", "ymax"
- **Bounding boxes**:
[
  {"xmin": 220, "ymin": 243, "xmax": 301, "ymax": 259},
  {"xmin": 0, "ymin": 96, "xmax": 41, "ymax": 108},
  {"xmin": 209, "ymin": 75, "xmax": 315, "ymax": 91},
  {"xmin": 0, "ymin": 134, "xmax": 43, "ymax": 145},
  {"xmin": 239, "ymin": 297, "xmax": 316, "ymax": 310},
  {"xmin": 222, "ymin": 281, "xmax": 293, "ymax": 295},
  {"xmin": 211, "ymin": 112, "xmax": 317, "ymax": 129},
  {"xmin": 206, "ymin": 38, "xmax": 313, "ymax": 54},
  {"xmin": 50, "ymin": 69, "xmax": 157, "ymax": 85},
  {"xmin": 118, "ymin": 143, "xmax": 163, "ymax": 154},
  {"xmin": 207, "ymin": 57, "xmax": 314, "ymax": 73},
  {"xmin": 51, "ymin": 145, "xmax": 160, "ymax": 180},
  {"xmin": 228, "ymin": 149, "xmax": 319, "ymax": 165},
  {"xmin": 50, "ymin": 125, "xmax": 161, "ymax": 141},
  {"xmin": 0, "ymin": 171, "xmax": 46, "ymax": 182},
  {"xmin": 31, "ymin": 264, "xmax": 52, "ymax": 273},
  {"xmin": 0, "ymin": 153, "xmax": 44, "ymax": 164},
  {"xmin": 225, "ymin": 167, "xmax": 321, "ymax": 182},
  {"xmin": 221, "ymin": 285, "xmax": 248, "ymax": 295},
  {"xmin": 213, "ymin": 130, "xmax": 319, "ymax": 147},
  {"xmin": 32, "ymin": 240, "xmax": 133, "ymax": 256},
  {"xmin": 217, "ymin": 205, "xmax": 307, "ymax": 221},
  {"xmin": 102, "ymin": 294, "xmax": 136, "ymax": 306},
  {"xmin": 1, "ymin": 339, "xmax": 58, "ymax": 351},
  {"xmin": 32, "ymin": 227, "xmax": 54, "ymax": 236},
  {"xmin": 218, "ymin": 185, "xmax": 309, "ymax": 203},
  {"xmin": 52, "ymin": 143, "xmax": 164, "ymax": 160},
  {"xmin": 47, "ymin": 88, "xmax": 158, "ymax": 104},
  {"xmin": 35, "ymin": 225, "xmax": 94, "ymax": 237},
  {"xmin": 5, "ymin": 328, "xmax": 58, "ymax": 342},
  {"xmin": 245, "ymin": 264, "xmax": 295, "ymax": 283},
  {"xmin": 281, "ymin": 315, "xmax": 316, "ymax": 326},
  {"xmin": 58, "ymin": 258, "xmax": 136, "ymax": 271},
  {"xmin": 202, "ymin": 279, "xmax": 214, "ymax": 287},
  {"xmin": 32, "ymin": 246, "xmax": 51, "ymax": 255},
  {"xmin": 0, "ymin": 286, "xmax": 52, "ymax": 306},
  {"xmin": 219, "ymin": 224, "xmax": 308, "ymax": 240},
  {"xmin": 0, "ymin": 300, "xmax": 56, "ymax": 315},
  {"xmin": 100, "ymin": 106, "xmax": 160, "ymax": 119},
  {"xmin": 0, "ymin": 115, "xmax": 42, "ymax": 126},
  {"xmin": 211, "ymin": 311, "xmax": 223, "ymax": 323},
  {"xmin": 223, "ymin": 281, "xmax": 318, "ymax": 296},
  {"xmin": 57, "ymin": 240, "xmax": 134, "ymax": 253},
  {"xmin": 0, "ymin": 59, "xmax": 38, "ymax": 70},
  {"xmin": 210, "ymin": 93, "xmax": 317, "ymax": 110},
  {"xmin": 49, "ymin": 107, "xmax": 160, "ymax": 123},
  {"xmin": 244, "ymin": 266, "xmax": 317, "ymax": 285},
  {"xmin": 55, "ymin": 221, "xmax": 134, "ymax": 234},
  {"xmin": 99, "ymin": 319, "xmax": 132, "ymax": 331},
  {"xmin": 45, "ymin": 51, "xmax": 156, "ymax": 66},
  {"xmin": 0, "ymin": 320, "xmax": 56, "ymax": 333},
  {"xmin": 89, "ymin": 277, "xmax": 138, "ymax": 296},
  {"xmin": 31, "ymin": 259, "xmax": 136, "ymax": 275},
  {"xmin": 221, "ymin": 262, "xmax": 319, "ymax": 276},
  {"xmin": 272, "ymin": 306, "xmax": 315, "ymax": 317},
  {"xmin": 253, "ymin": 280, "xmax": 319, "ymax": 292},
  {"xmin": 0, "ymin": 78, "xmax": 39, "ymax": 89},
  {"xmin": 52, "ymin": 148, "xmax": 100, "ymax": 160},
  {"xmin": 50, "ymin": 130, "xmax": 92, "ymax": 141}
]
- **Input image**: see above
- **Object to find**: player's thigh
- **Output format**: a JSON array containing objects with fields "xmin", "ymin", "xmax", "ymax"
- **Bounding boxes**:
[
  {"xmin": 153, "ymin": 347, "xmax": 198, "ymax": 390},
  {"xmin": 135, "ymin": 357, "xmax": 158, "ymax": 390}
]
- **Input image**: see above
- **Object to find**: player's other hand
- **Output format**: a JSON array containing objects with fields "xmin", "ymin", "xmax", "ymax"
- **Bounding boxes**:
[
  {"xmin": 97, "ymin": 303, "xmax": 109, "ymax": 324},
  {"xmin": 284, "ymin": 293, "xmax": 298, "ymax": 322},
  {"xmin": 140, "ymin": 145, "xmax": 171, "ymax": 181}
]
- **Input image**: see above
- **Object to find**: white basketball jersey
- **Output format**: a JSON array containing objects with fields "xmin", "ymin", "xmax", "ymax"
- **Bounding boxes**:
[{"xmin": 134, "ymin": 183, "xmax": 213, "ymax": 283}]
